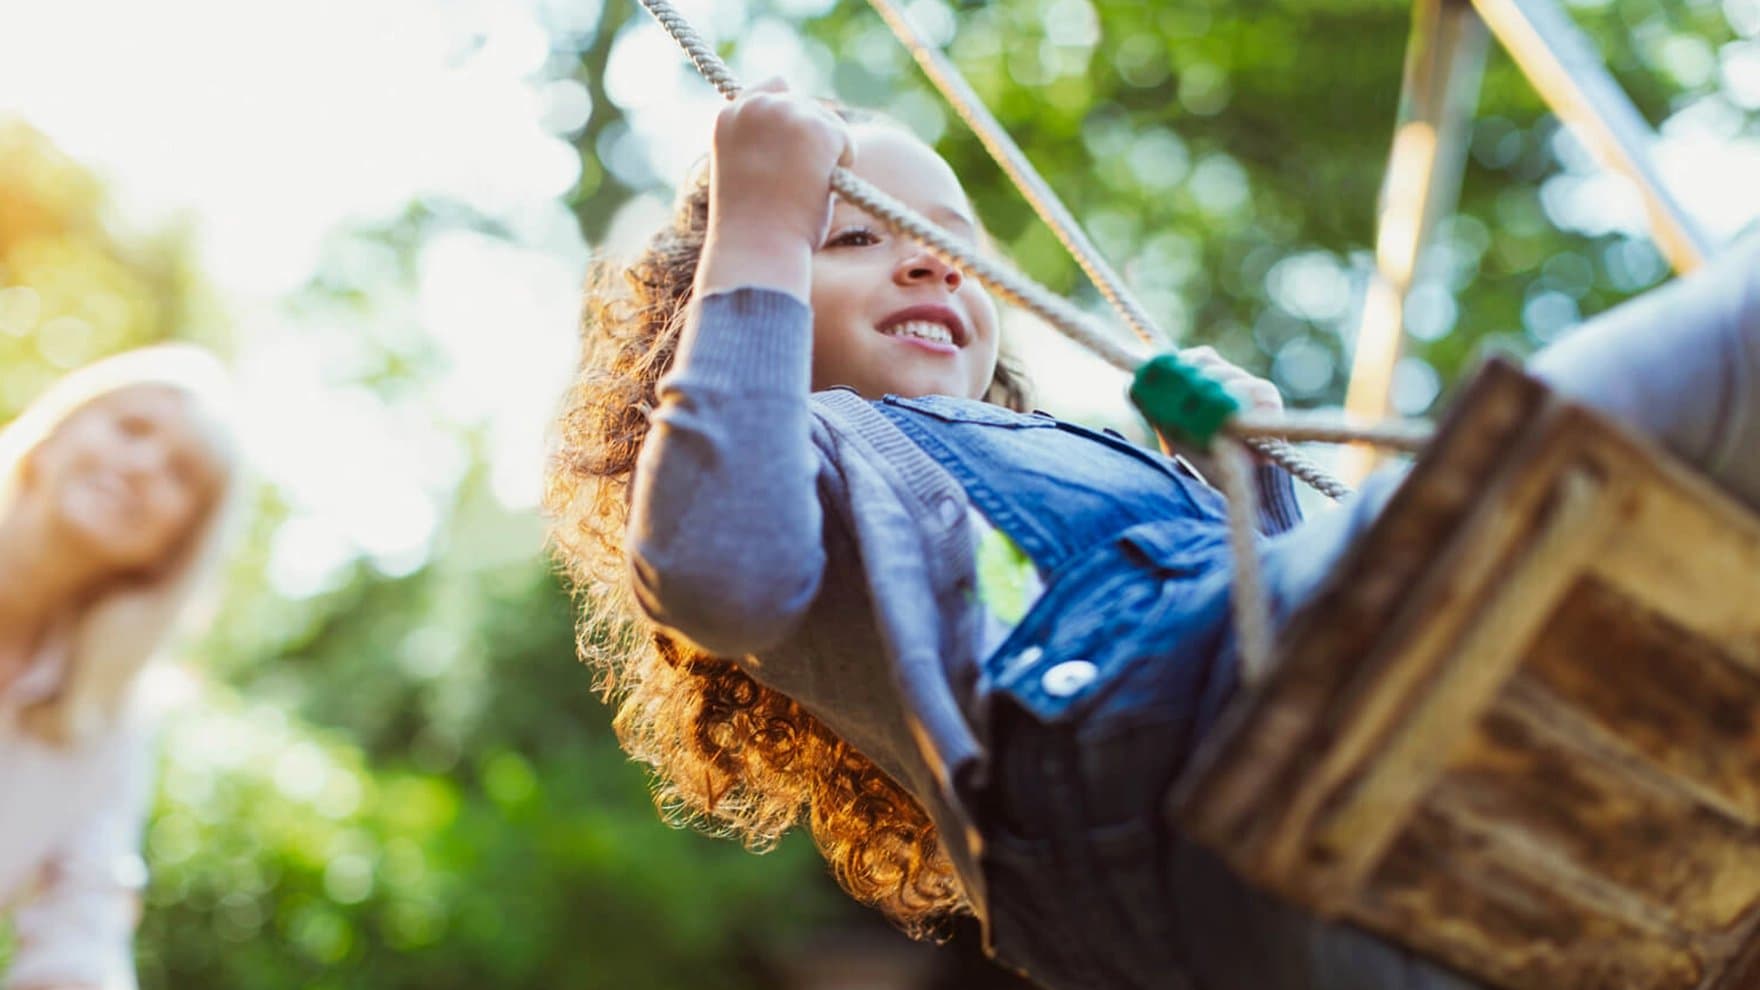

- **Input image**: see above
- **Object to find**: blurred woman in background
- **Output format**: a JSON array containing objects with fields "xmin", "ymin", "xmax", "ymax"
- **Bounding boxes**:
[{"xmin": 0, "ymin": 346, "xmax": 240, "ymax": 990}]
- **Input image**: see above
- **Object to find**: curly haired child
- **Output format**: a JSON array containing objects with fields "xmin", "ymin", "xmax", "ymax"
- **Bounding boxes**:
[{"xmin": 548, "ymin": 79, "xmax": 1760, "ymax": 990}]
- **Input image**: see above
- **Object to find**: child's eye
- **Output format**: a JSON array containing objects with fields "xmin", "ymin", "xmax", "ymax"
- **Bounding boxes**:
[{"xmin": 824, "ymin": 227, "xmax": 880, "ymax": 248}]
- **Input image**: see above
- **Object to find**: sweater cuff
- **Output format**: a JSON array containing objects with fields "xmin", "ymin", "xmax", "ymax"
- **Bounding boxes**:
[
  {"xmin": 671, "ymin": 287, "xmax": 813, "ymax": 395},
  {"xmin": 1255, "ymin": 462, "xmax": 1305, "ymax": 536}
]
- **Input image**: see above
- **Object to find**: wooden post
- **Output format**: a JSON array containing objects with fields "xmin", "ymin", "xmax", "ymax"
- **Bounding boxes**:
[
  {"xmin": 1470, "ymin": 0, "xmax": 1714, "ymax": 274},
  {"xmin": 1342, "ymin": 0, "xmax": 1488, "ymax": 481}
]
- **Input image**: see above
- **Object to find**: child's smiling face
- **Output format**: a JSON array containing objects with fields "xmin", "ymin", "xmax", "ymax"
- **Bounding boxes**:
[{"xmin": 808, "ymin": 124, "xmax": 1000, "ymax": 400}]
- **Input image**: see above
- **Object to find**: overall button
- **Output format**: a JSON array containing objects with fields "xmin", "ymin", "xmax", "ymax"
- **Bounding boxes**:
[
  {"xmin": 934, "ymin": 494, "xmax": 963, "ymax": 526},
  {"xmin": 1041, "ymin": 659, "xmax": 1098, "ymax": 697}
]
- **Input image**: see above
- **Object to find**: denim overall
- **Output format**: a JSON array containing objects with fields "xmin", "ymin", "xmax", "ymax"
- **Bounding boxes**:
[{"xmin": 875, "ymin": 394, "xmax": 1483, "ymax": 990}]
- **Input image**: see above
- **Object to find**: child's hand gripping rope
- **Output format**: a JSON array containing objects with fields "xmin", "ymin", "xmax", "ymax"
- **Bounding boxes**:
[{"xmin": 696, "ymin": 79, "xmax": 854, "ymax": 302}]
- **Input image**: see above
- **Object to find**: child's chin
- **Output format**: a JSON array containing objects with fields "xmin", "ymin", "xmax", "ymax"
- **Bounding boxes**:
[{"xmin": 891, "ymin": 374, "xmax": 967, "ymax": 399}]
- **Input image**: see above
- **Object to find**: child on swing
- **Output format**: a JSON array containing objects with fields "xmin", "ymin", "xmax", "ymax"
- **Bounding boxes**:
[{"xmin": 547, "ymin": 79, "xmax": 1760, "ymax": 990}]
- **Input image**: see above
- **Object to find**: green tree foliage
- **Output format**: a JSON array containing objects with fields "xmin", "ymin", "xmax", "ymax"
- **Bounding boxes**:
[
  {"xmin": 0, "ymin": 120, "xmax": 216, "ymax": 415},
  {"xmin": 135, "ymin": 557, "xmax": 845, "ymax": 989}
]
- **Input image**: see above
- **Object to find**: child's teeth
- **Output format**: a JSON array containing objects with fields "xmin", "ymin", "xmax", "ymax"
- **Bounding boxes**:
[{"xmin": 888, "ymin": 320, "xmax": 954, "ymax": 344}]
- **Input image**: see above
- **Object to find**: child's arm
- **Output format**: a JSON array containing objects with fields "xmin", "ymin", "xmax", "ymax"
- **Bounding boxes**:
[{"xmin": 626, "ymin": 82, "xmax": 851, "ymax": 657}]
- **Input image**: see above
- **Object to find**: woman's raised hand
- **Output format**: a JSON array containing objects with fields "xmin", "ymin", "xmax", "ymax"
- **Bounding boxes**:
[{"xmin": 697, "ymin": 79, "xmax": 854, "ymax": 299}]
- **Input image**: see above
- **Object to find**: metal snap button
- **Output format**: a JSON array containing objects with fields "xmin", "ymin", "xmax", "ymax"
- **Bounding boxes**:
[
  {"xmin": 1041, "ymin": 659, "xmax": 1098, "ymax": 698},
  {"xmin": 935, "ymin": 494, "xmax": 963, "ymax": 526}
]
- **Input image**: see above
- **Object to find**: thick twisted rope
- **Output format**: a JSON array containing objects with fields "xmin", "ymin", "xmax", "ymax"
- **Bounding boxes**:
[
  {"xmin": 866, "ymin": 0, "xmax": 1374, "ymax": 501},
  {"xmin": 637, "ymin": 0, "xmax": 1145, "ymax": 369},
  {"xmin": 643, "ymin": 0, "xmax": 741, "ymax": 99},
  {"xmin": 865, "ymin": 0, "xmax": 1168, "ymax": 351},
  {"xmin": 1214, "ymin": 438, "xmax": 1276, "ymax": 684},
  {"xmin": 635, "ymin": 0, "xmax": 1435, "ymax": 682}
]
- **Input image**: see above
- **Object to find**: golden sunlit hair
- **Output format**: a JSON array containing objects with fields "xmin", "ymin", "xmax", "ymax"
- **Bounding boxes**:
[
  {"xmin": 0, "ymin": 345, "xmax": 243, "ymax": 745},
  {"xmin": 546, "ymin": 114, "xmax": 1028, "ymax": 934}
]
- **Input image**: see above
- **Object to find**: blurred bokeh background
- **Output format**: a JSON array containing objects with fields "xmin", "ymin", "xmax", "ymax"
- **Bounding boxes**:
[{"xmin": 1, "ymin": 0, "xmax": 1757, "ymax": 985}]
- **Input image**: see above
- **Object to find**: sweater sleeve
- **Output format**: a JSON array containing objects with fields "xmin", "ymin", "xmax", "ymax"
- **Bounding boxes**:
[
  {"xmin": 626, "ymin": 287, "xmax": 827, "ymax": 658},
  {"xmin": 5, "ymin": 720, "xmax": 152, "ymax": 990}
]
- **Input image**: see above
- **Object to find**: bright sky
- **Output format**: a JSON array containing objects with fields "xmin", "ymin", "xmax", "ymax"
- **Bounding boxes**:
[
  {"xmin": 1, "ymin": 0, "xmax": 1757, "ymax": 591},
  {"xmin": 0, "ymin": 0, "xmax": 598, "ymax": 593}
]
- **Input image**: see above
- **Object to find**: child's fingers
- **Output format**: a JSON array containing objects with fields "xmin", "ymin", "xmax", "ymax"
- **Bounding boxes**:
[
  {"xmin": 706, "ymin": 81, "xmax": 855, "ymax": 251},
  {"xmin": 1231, "ymin": 379, "xmax": 1283, "ymax": 412},
  {"xmin": 1178, "ymin": 345, "xmax": 1284, "ymax": 412},
  {"xmin": 805, "ymin": 101, "xmax": 856, "ymax": 173}
]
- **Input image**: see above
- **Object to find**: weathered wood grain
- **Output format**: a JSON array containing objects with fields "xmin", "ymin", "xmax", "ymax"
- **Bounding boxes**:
[
  {"xmin": 1171, "ymin": 359, "xmax": 1760, "ymax": 990},
  {"xmin": 1359, "ymin": 806, "xmax": 1704, "ymax": 990}
]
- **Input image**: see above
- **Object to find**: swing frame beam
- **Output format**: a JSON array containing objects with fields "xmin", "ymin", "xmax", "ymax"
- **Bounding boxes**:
[{"xmin": 1344, "ymin": 0, "xmax": 1716, "ymax": 438}]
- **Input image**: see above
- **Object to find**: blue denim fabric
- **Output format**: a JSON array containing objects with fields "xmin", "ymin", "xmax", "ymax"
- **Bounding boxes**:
[
  {"xmin": 875, "ymin": 394, "xmax": 1481, "ymax": 990},
  {"xmin": 877, "ymin": 394, "xmax": 1229, "ymax": 570}
]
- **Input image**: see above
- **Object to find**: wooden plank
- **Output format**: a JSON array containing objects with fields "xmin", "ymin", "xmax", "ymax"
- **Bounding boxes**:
[
  {"xmin": 1174, "ymin": 358, "xmax": 1760, "ymax": 988},
  {"xmin": 1174, "ymin": 360, "xmax": 1547, "ymax": 873},
  {"xmin": 1440, "ymin": 681, "xmax": 1760, "ymax": 932},
  {"xmin": 1294, "ymin": 466, "xmax": 1614, "ymax": 902},
  {"xmin": 1355, "ymin": 805, "xmax": 1706, "ymax": 990},
  {"xmin": 1577, "ymin": 422, "xmax": 1760, "ymax": 674},
  {"xmin": 1525, "ymin": 578, "xmax": 1760, "ymax": 827}
]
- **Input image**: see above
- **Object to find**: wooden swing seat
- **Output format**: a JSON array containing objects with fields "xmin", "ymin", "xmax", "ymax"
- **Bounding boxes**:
[{"xmin": 1174, "ymin": 357, "xmax": 1760, "ymax": 990}]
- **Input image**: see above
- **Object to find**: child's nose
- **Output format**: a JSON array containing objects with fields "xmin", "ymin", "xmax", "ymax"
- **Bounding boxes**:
[{"xmin": 894, "ymin": 252, "xmax": 962, "ymax": 291}]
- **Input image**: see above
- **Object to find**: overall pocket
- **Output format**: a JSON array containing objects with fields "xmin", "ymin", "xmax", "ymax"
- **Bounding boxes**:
[
  {"xmin": 985, "ymin": 520, "xmax": 1233, "ymax": 729},
  {"xmin": 984, "ymin": 564, "xmax": 1163, "ymax": 727}
]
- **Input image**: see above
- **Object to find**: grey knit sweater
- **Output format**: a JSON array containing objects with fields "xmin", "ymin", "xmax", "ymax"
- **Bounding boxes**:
[{"xmin": 627, "ymin": 287, "xmax": 1300, "ymax": 916}]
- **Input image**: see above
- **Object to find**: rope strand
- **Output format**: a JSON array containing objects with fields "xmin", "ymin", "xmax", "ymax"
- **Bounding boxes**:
[
  {"xmin": 634, "ymin": 0, "xmax": 1439, "ymax": 695},
  {"xmin": 641, "ymin": 0, "xmax": 742, "ymax": 99},
  {"xmin": 1215, "ymin": 439, "xmax": 1276, "ymax": 686},
  {"xmin": 633, "ymin": 0, "xmax": 1432, "ymax": 462},
  {"xmin": 1231, "ymin": 413, "xmax": 1432, "ymax": 453},
  {"xmin": 862, "ymin": 0, "xmax": 1369, "ymax": 499},
  {"xmin": 866, "ymin": 0, "xmax": 1168, "ymax": 351}
]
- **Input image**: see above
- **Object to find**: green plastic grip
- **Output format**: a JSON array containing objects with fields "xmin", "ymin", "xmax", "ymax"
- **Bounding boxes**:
[{"xmin": 1129, "ymin": 352, "xmax": 1241, "ymax": 451}]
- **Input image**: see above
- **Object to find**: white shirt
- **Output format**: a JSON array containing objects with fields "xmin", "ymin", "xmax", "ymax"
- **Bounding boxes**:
[{"xmin": 1, "ymin": 635, "xmax": 150, "ymax": 990}]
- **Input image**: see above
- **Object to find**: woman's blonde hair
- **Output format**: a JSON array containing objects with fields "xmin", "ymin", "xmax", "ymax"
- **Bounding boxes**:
[
  {"xmin": 548, "ymin": 118, "xmax": 1029, "ymax": 934},
  {"xmin": 0, "ymin": 344, "xmax": 244, "ymax": 745}
]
